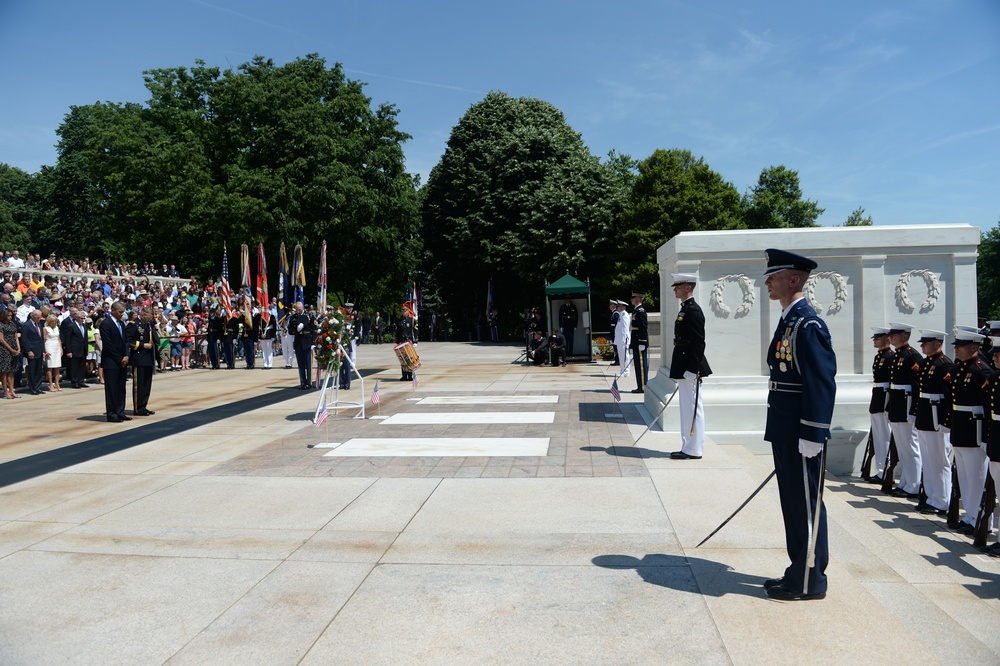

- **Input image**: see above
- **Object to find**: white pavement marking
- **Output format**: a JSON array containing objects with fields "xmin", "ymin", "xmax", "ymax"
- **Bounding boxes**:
[
  {"xmin": 323, "ymin": 438, "xmax": 550, "ymax": 457},
  {"xmin": 380, "ymin": 412, "xmax": 554, "ymax": 425},
  {"xmin": 313, "ymin": 443, "xmax": 343, "ymax": 449},
  {"xmin": 417, "ymin": 395, "xmax": 559, "ymax": 405}
]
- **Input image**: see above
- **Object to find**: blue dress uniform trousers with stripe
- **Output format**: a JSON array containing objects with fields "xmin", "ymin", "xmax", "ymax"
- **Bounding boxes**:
[{"xmin": 765, "ymin": 299, "xmax": 837, "ymax": 596}]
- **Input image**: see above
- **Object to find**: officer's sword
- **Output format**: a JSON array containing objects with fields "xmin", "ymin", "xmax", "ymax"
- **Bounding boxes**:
[
  {"xmin": 696, "ymin": 470, "xmax": 776, "ymax": 548},
  {"xmin": 630, "ymin": 384, "xmax": 680, "ymax": 447},
  {"xmin": 804, "ymin": 442, "xmax": 829, "ymax": 582}
]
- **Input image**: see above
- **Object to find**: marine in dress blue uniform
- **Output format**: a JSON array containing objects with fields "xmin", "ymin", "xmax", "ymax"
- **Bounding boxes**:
[
  {"xmin": 668, "ymin": 273, "xmax": 712, "ymax": 460},
  {"xmin": 762, "ymin": 249, "xmax": 837, "ymax": 601},
  {"xmin": 868, "ymin": 327, "xmax": 895, "ymax": 483},
  {"xmin": 948, "ymin": 328, "xmax": 994, "ymax": 535}
]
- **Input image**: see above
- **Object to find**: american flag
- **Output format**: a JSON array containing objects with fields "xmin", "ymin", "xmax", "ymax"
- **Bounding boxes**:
[
  {"xmin": 371, "ymin": 381, "xmax": 380, "ymax": 405},
  {"xmin": 412, "ymin": 372, "xmax": 419, "ymax": 390},
  {"xmin": 610, "ymin": 378, "xmax": 621, "ymax": 402},
  {"xmin": 315, "ymin": 402, "xmax": 328, "ymax": 427}
]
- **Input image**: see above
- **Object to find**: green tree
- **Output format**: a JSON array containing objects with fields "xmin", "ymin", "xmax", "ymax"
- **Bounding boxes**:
[
  {"xmin": 743, "ymin": 165, "xmax": 824, "ymax": 229},
  {"xmin": 613, "ymin": 149, "xmax": 743, "ymax": 308},
  {"xmin": 841, "ymin": 206, "xmax": 873, "ymax": 226},
  {"xmin": 421, "ymin": 92, "xmax": 618, "ymax": 326},
  {"xmin": 48, "ymin": 54, "xmax": 420, "ymax": 306},
  {"xmin": 979, "ymin": 220, "xmax": 1000, "ymax": 320},
  {"xmin": 0, "ymin": 164, "xmax": 41, "ymax": 251}
]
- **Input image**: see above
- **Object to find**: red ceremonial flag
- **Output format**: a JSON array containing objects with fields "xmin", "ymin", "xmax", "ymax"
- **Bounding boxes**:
[{"xmin": 257, "ymin": 243, "xmax": 270, "ymax": 325}]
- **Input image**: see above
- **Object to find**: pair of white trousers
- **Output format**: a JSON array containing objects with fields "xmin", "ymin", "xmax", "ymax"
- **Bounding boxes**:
[
  {"xmin": 889, "ymin": 417, "xmax": 921, "ymax": 493},
  {"xmin": 953, "ymin": 446, "xmax": 988, "ymax": 526},
  {"xmin": 616, "ymin": 344, "xmax": 630, "ymax": 377},
  {"xmin": 916, "ymin": 427, "xmax": 951, "ymax": 511},
  {"xmin": 261, "ymin": 341, "xmax": 274, "ymax": 368},
  {"xmin": 870, "ymin": 411, "xmax": 890, "ymax": 476},
  {"xmin": 282, "ymin": 333, "xmax": 295, "ymax": 367},
  {"xmin": 677, "ymin": 375, "xmax": 704, "ymax": 457}
]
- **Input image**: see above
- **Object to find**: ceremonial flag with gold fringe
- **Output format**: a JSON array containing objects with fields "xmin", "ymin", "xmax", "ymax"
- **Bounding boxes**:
[
  {"xmin": 292, "ymin": 244, "xmax": 306, "ymax": 305},
  {"xmin": 277, "ymin": 242, "xmax": 290, "ymax": 325},
  {"xmin": 240, "ymin": 243, "xmax": 253, "ymax": 327},
  {"xmin": 317, "ymin": 240, "xmax": 327, "ymax": 313},
  {"xmin": 257, "ymin": 243, "xmax": 270, "ymax": 325},
  {"xmin": 219, "ymin": 244, "xmax": 236, "ymax": 319}
]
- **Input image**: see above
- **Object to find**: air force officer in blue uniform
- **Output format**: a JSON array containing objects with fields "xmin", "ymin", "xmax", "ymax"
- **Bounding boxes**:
[{"xmin": 762, "ymin": 249, "xmax": 837, "ymax": 601}]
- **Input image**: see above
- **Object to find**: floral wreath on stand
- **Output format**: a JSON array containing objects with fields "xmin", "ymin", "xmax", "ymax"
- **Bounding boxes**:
[{"xmin": 313, "ymin": 308, "xmax": 350, "ymax": 372}]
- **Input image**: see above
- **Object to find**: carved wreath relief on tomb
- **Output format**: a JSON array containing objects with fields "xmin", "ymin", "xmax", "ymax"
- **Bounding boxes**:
[
  {"xmin": 804, "ymin": 271, "xmax": 848, "ymax": 316},
  {"xmin": 709, "ymin": 274, "xmax": 755, "ymax": 318},
  {"xmin": 895, "ymin": 269, "xmax": 940, "ymax": 314}
]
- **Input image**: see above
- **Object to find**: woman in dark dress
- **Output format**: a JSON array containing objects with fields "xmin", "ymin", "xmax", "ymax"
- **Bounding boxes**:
[{"xmin": 0, "ymin": 308, "xmax": 22, "ymax": 398}]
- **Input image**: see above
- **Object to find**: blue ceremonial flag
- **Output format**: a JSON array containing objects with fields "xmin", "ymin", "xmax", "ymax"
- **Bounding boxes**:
[
  {"xmin": 610, "ymin": 378, "xmax": 621, "ymax": 402},
  {"xmin": 277, "ymin": 242, "xmax": 290, "ymax": 325}
]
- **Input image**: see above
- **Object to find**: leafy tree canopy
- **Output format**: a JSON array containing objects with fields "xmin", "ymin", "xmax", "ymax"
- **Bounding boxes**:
[
  {"xmin": 420, "ymin": 91, "xmax": 619, "ymax": 321},
  {"xmin": 46, "ymin": 54, "xmax": 419, "ymax": 307},
  {"xmin": 613, "ymin": 148, "xmax": 743, "ymax": 308},
  {"xmin": 743, "ymin": 165, "xmax": 824, "ymax": 229},
  {"xmin": 979, "ymin": 220, "xmax": 1000, "ymax": 320},
  {"xmin": 841, "ymin": 206, "xmax": 873, "ymax": 226}
]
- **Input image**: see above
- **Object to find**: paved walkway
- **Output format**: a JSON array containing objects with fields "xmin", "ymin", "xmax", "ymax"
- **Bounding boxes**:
[{"xmin": 1, "ymin": 342, "xmax": 997, "ymax": 664}]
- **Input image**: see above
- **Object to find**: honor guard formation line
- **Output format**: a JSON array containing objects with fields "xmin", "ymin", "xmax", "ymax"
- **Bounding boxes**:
[{"xmin": 2, "ymin": 249, "xmax": 999, "ymax": 662}]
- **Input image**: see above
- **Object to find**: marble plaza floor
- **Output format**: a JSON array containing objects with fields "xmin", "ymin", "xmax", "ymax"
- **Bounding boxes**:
[{"xmin": 1, "ymin": 341, "xmax": 998, "ymax": 665}]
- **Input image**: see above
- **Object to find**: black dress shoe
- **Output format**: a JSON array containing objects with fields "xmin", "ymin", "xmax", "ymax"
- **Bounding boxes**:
[
  {"xmin": 867, "ymin": 475, "xmax": 883, "ymax": 484},
  {"xmin": 630, "ymin": 388, "xmax": 644, "ymax": 394},
  {"xmin": 120, "ymin": 415, "xmax": 132, "ymax": 421},
  {"xmin": 766, "ymin": 584, "xmax": 826, "ymax": 601},
  {"xmin": 890, "ymin": 487, "xmax": 919, "ymax": 499},
  {"xmin": 670, "ymin": 451, "xmax": 702, "ymax": 460},
  {"xmin": 763, "ymin": 577, "xmax": 784, "ymax": 591},
  {"xmin": 107, "ymin": 416, "xmax": 122, "ymax": 423},
  {"xmin": 983, "ymin": 542, "xmax": 1000, "ymax": 557},
  {"xmin": 953, "ymin": 522, "xmax": 975, "ymax": 535}
]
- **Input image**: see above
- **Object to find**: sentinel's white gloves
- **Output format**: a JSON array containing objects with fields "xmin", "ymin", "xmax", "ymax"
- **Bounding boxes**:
[
  {"xmin": 798, "ymin": 439, "xmax": 824, "ymax": 458},
  {"xmin": 297, "ymin": 323, "xmax": 304, "ymax": 332},
  {"xmin": 639, "ymin": 345, "xmax": 646, "ymax": 351},
  {"xmin": 683, "ymin": 370, "xmax": 696, "ymax": 380}
]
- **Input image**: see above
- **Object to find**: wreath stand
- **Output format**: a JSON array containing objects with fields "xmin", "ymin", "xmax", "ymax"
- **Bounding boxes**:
[{"xmin": 314, "ymin": 341, "xmax": 365, "ymax": 423}]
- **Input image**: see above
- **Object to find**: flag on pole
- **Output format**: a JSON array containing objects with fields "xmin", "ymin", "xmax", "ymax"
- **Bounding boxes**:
[
  {"xmin": 486, "ymin": 276, "xmax": 494, "ymax": 313},
  {"xmin": 292, "ymin": 244, "xmax": 306, "ymax": 306},
  {"xmin": 371, "ymin": 381, "xmax": 380, "ymax": 405},
  {"xmin": 412, "ymin": 281, "xmax": 419, "ymax": 339},
  {"xmin": 219, "ymin": 244, "xmax": 236, "ymax": 319},
  {"xmin": 610, "ymin": 378, "xmax": 621, "ymax": 402},
  {"xmin": 257, "ymin": 243, "xmax": 270, "ymax": 325},
  {"xmin": 277, "ymin": 242, "xmax": 289, "ymax": 325},
  {"xmin": 412, "ymin": 372, "xmax": 419, "ymax": 390},
  {"xmin": 240, "ymin": 243, "xmax": 253, "ymax": 327},
  {"xmin": 317, "ymin": 240, "xmax": 327, "ymax": 313},
  {"xmin": 315, "ymin": 402, "xmax": 328, "ymax": 427}
]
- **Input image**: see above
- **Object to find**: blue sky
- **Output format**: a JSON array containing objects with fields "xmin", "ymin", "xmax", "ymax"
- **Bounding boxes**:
[{"xmin": 2, "ymin": 0, "xmax": 998, "ymax": 231}]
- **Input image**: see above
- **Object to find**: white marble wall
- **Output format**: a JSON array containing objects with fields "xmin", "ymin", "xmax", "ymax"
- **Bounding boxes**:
[{"xmin": 648, "ymin": 225, "xmax": 981, "ymax": 473}]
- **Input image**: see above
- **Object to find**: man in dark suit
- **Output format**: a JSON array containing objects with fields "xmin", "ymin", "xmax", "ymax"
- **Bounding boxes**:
[
  {"xmin": 288, "ymin": 301, "xmax": 315, "ymax": 389},
  {"xmin": 126, "ymin": 306, "xmax": 158, "ymax": 415},
  {"xmin": 20, "ymin": 309, "xmax": 46, "ymax": 394},
  {"xmin": 668, "ymin": 274, "xmax": 713, "ymax": 460},
  {"xmin": 62, "ymin": 309, "xmax": 89, "ymax": 388},
  {"xmin": 100, "ymin": 301, "xmax": 131, "ymax": 422}
]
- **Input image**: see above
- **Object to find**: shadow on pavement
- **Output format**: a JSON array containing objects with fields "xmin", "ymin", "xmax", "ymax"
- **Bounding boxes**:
[
  {"xmin": 593, "ymin": 553, "xmax": 767, "ymax": 598},
  {"xmin": 0, "ymin": 388, "xmax": 304, "ymax": 488}
]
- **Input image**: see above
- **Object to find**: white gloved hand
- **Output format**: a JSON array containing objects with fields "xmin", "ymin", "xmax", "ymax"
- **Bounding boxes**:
[
  {"xmin": 798, "ymin": 439, "xmax": 823, "ymax": 458},
  {"xmin": 297, "ymin": 323, "xmax": 304, "ymax": 332},
  {"xmin": 683, "ymin": 370, "xmax": 697, "ymax": 380},
  {"xmin": 639, "ymin": 344, "xmax": 646, "ymax": 351}
]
